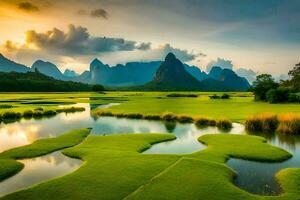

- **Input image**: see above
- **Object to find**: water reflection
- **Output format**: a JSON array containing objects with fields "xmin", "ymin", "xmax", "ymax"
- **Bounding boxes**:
[
  {"xmin": 0, "ymin": 103, "xmax": 300, "ymax": 196},
  {"xmin": 0, "ymin": 152, "xmax": 82, "ymax": 197},
  {"xmin": 228, "ymin": 132, "xmax": 300, "ymax": 195}
]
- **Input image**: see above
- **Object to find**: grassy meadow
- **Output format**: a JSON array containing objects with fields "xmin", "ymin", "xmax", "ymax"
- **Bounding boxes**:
[
  {"xmin": 0, "ymin": 92, "xmax": 300, "ymax": 199},
  {"xmin": 0, "ymin": 131, "xmax": 299, "ymax": 200},
  {"xmin": 0, "ymin": 92, "xmax": 299, "ymax": 122}
]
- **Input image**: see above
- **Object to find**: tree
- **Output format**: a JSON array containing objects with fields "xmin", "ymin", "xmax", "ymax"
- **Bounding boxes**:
[
  {"xmin": 252, "ymin": 74, "xmax": 278, "ymax": 101},
  {"xmin": 288, "ymin": 63, "xmax": 300, "ymax": 91},
  {"xmin": 92, "ymin": 84, "xmax": 105, "ymax": 92}
]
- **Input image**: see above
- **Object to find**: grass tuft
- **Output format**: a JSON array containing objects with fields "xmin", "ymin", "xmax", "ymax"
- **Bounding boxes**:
[
  {"xmin": 246, "ymin": 113, "xmax": 300, "ymax": 134},
  {"xmin": 216, "ymin": 119, "xmax": 233, "ymax": 130},
  {"xmin": 161, "ymin": 112, "xmax": 178, "ymax": 121}
]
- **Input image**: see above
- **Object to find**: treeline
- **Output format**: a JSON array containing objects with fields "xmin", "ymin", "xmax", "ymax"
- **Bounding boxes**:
[
  {"xmin": 252, "ymin": 62, "xmax": 300, "ymax": 103},
  {"xmin": 0, "ymin": 71, "xmax": 104, "ymax": 92}
]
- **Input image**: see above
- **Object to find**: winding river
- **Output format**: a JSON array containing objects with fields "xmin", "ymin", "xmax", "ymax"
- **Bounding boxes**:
[{"xmin": 0, "ymin": 103, "xmax": 299, "ymax": 196}]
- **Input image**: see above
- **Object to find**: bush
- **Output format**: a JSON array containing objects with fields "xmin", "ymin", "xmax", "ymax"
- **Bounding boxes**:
[
  {"xmin": 92, "ymin": 84, "xmax": 105, "ymax": 92},
  {"xmin": 221, "ymin": 94, "xmax": 230, "ymax": 99},
  {"xmin": 43, "ymin": 110, "xmax": 57, "ymax": 116},
  {"xmin": 143, "ymin": 114, "xmax": 161, "ymax": 120},
  {"xmin": 195, "ymin": 117, "xmax": 210, "ymax": 127},
  {"xmin": 161, "ymin": 112, "xmax": 177, "ymax": 121},
  {"xmin": 209, "ymin": 94, "xmax": 220, "ymax": 99},
  {"xmin": 34, "ymin": 107, "xmax": 44, "ymax": 111},
  {"xmin": 56, "ymin": 107, "xmax": 85, "ymax": 113},
  {"xmin": 245, "ymin": 113, "xmax": 278, "ymax": 133},
  {"xmin": 23, "ymin": 110, "xmax": 34, "ymax": 118},
  {"xmin": 208, "ymin": 119, "xmax": 217, "ymax": 126},
  {"xmin": 33, "ymin": 111, "xmax": 43, "ymax": 118},
  {"xmin": 166, "ymin": 93, "xmax": 198, "ymax": 98},
  {"xmin": 266, "ymin": 87, "xmax": 290, "ymax": 103},
  {"xmin": 216, "ymin": 119, "xmax": 233, "ymax": 130},
  {"xmin": 177, "ymin": 115, "xmax": 194, "ymax": 123},
  {"xmin": 126, "ymin": 113, "xmax": 143, "ymax": 119},
  {"xmin": 288, "ymin": 93, "xmax": 300, "ymax": 102},
  {"xmin": 277, "ymin": 114, "xmax": 300, "ymax": 134},
  {"xmin": 0, "ymin": 104, "xmax": 13, "ymax": 109},
  {"xmin": 2, "ymin": 111, "xmax": 22, "ymax": 119}
]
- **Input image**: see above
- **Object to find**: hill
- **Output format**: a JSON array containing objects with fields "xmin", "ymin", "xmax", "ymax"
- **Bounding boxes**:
[
  {"xmin": 0, "ymin": 54, "xmax": 30, "ymax": 73},
  {"xmin": 0, "ymin": 71, "xmax": 102, "ymax": 92}
]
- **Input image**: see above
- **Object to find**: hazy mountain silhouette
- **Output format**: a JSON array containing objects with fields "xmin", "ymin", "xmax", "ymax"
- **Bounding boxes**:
[
  {"xmin": 64, "ymin": 69, "xmax": 78, "ymax": 77},
  {"xmin": 208, "ymin": 66, "xmax": 250, "ymax": 91},
  {"xmin": 0, "ymin": 53, "xmax": 250, "ymax": 91},
  {"xmin": 31, "ymin": 60, "xmax": 65, "ymax": 80},
  {"xmin": 139, "ymin": 53, "xmax": 203, "ymax": 90},
  {"xmin": 0, "ymin": 53, "xmax": 30, "ymax": 73}
]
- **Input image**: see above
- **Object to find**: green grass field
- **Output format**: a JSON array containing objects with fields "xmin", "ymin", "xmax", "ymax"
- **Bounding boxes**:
[
  {"xmin": 0, "ymin": 132, "xmax": 299, "ymax": 200},
  {"xmin": 0, "ymin": 92, "xmax": 299, "ymax": 122},
  {"xmin": 0, "ymin": 92, "xmax": 300, "ymax": 199}
]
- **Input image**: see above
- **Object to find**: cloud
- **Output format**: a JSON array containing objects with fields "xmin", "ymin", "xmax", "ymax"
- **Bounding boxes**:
[
  {"xmin": 90, "ymin": 8, "xmax": 108, "ymax": 19},
  {"xmin": 23, "ymin": 24, "xmax": 151, "ymax": 55},
  {"xmin": 18, "ymin": 2, "xmax": 39, "ymax": 12},
  {"xmin": 206, "ymin": 58, "xmax": 233, "ymax": 72},
  {"xmin": 160, "ymin": 44, "xmax": 204, "ymax": 62},
  {"xmin": 236, "ymin": 68, "xmax": 257, "ymax": 83}
]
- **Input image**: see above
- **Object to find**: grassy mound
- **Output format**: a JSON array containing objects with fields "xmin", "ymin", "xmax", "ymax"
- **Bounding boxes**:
[
  {"xmin": 0, "ymin": 129, "xmax": 91, "ymax": 182},
  {"xmin": 1, "ymin": 133, "xmax": 297, "ymax": 200}
]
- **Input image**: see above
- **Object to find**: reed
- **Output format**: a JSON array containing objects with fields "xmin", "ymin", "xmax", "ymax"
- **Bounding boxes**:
[{"xmin": 216, "ymin": 119, "xmax": 233, "ymax": 130}]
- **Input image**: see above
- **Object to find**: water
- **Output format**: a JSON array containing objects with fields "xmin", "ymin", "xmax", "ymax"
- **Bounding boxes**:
[
  {"xmin": 0, "ymin": 103, "xmax": 300, "ymax": 196},
  {"xmin": 227, "ymin": 133, "xmax": 300, "ymax": 195},
  {"xmin": 0, "ymin": 152, "xmax": 82, "ymax": 197}
]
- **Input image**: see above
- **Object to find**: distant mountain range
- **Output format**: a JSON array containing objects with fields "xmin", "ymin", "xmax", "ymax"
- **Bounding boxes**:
[
  {"xmin": 132, "ymin": 53, "xmax": 250, "ymax": 91},
  {"xmin": 0, "ymin": 53, "xmax": 250, "ymax": 91}
]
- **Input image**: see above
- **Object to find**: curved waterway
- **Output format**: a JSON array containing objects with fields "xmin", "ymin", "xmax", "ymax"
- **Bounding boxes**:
[
  {"xmin": 0, "ymin": 103, "xmax": 299, "ymax": 196},
  {"xmin": 0, "ymin": 152, "xmax": 82, "ymax": 197}
]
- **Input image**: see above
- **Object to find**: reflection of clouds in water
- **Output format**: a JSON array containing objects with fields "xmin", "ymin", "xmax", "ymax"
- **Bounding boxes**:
[
  {"xmin": 0, "ymin": 125, "xmax": 39, "ymax": 152},
  {"xmin": 145, "ymin": 123, "xmax": 245, "ymax": 154},
  {"xmin": 0, "ymin": 152, "xmax": 82, "ymax": 197},
  {"xmin": 93, "ymin": 117, "xmax": 167, "ymax": 134}
]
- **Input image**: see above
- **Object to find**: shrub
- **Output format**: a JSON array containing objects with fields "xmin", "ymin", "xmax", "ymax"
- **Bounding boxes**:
[
  {"xmin": 33, "ymin": 111, "xmax": 43, "ymax": 118},
  {"xmin": 126, "ymin": 113, "xmax": 143, "ymax": 119},
  {"xmin": 56, "ymin": 107, "xmax": 85, "ymax": 113},
  {"xmin": 195, "ymin": 117, "xmax": 210, "ymax": 127},
  {"xmin": 96, "ymin": 110, "xmax": 114, "ymax": 117},
  {"xmin": 43, "ymin": 110, "xmax": 57, "ymax": 116},
  {"xmin": 221, "ymin": 94, "xmax": 230, "ymax": 99},
  {"xmin": 0, "ymin": 104, "xmax": 13, "ymax": 109},
  {"xmin": 208, "ymin": 119, "xmax": 217, "ymax": 126},
  {"xmin": 2, "ymin": 111, "xmax": 22, "ymax": 119},
  {"xmin": 177, "ymin": 115, "xmax": 194, "ymax": 123},
  {"xmin": 288, "ymin": 93, "xmax": 300, "ymax": 102},
  {"xmin": 245, "ymin": 113, "xmax": 278, "ymax": 133},
  {"xmin": 266, "ymin": 87, "xmax": 290, "ymax": 103},
  {"xmin": 34, "ymin": 107, "xmax": 44, "ymax": 111},
  {"xmin": 277, "ymin": 114, "xmax": 300, "ymax": 134},
  {"xmin": 23, "ymin": 110, "xmax": 34, "ymax": 118},
  {"xmin": 209, "ymin": 94, "xmax": 220, "ymax": 99},
  {"xmin": 166, "ymin": 93, "xmax": 198, "ymax": 98},
  {"xmin": 217, "ymin": 119, "xmax": 233, "ymax": 130},
  {"xmin": 143, "ymin": 114, "xmax": 161, "ymax": 120},
  {"xmin": 92, "ymin": 84, "xmax": 105, "ymax": 92},
  {"xmin": 161, "ymin": 112, "xmax": 177, "ymax": 121}
]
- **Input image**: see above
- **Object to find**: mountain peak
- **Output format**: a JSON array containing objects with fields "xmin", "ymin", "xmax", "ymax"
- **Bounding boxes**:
[
  {"xmin": 91, "ymin": 58, "xmax": 103, "ymax": 66},
  {"xmin": 165, "ymin": 52, "xmax": 176, "ymax": 61}
]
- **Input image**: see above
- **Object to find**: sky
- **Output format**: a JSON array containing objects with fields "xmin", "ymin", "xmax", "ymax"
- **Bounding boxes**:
[{"xmin": 0, "ymin": 0, "xmax": 299, "ymax": 76}]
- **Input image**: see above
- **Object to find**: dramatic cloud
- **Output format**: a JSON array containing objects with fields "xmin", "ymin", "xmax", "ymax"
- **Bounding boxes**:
[
  {"xmin": 24, "ymin": 24, "xmax": 151, "ymax": 55},
  {"xmin": 90, "ymin": 8, "xmax": 108, "ymax": 19},
  {"xmin": 236, "ymin": 68, "xmax": 257, "ymax": 84},
  {"xmin": 18, "ymin": 2, "xmax": 39, "ymax": 12},
  {"xmin": 160, "ymin": 44, "xmax": 204, "ymax": 62},
  {"xmin": 206, "ymin": 58, "xmax": 233, "ymax": 72}
]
